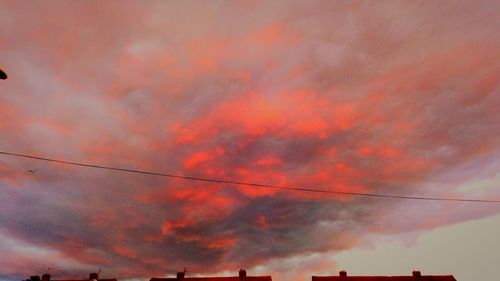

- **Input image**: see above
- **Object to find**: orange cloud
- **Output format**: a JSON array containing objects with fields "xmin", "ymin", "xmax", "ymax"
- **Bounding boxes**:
[{"xmin": 1, "ymin": 1, "xmax": 499, "ymax": 280}]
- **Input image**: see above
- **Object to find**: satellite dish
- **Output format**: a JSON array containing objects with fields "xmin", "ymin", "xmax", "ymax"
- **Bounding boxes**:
[{"xmin": 0, "ymin": 68, "xmax": 7, "ymax": 80}]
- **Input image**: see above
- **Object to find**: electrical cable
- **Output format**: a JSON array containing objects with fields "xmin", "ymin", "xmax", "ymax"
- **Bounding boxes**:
[
  {"xmin": 1, "ymin": 150, "xmax": 499, "ymax": 203},
  {"xmin": 0, "ymin": 213, "xmax": 177, "ymax": 274}
]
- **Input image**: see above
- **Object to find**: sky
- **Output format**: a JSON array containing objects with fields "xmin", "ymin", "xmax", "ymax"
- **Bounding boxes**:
[{"xmin": 0, "ymin": 1, "xmax": 499, "ymax": 280}]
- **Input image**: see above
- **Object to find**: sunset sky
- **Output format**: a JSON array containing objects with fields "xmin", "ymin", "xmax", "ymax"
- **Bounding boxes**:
[{"xmin": 0, "ymin": 1, "xmax": 499, "ymax": 281}]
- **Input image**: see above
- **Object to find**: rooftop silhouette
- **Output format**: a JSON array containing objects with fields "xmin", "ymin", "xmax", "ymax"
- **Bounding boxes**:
[
  {"xmin": 150, "ymin": 269, "xmax": 272, "ymax": 281},
  {"xmin": 312, "ymin": 271, "xmax": 457, "ymax": 281}
]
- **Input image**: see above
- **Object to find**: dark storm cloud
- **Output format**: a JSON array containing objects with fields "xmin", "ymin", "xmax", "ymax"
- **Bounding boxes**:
[{"xmin": 0, "ymin": 1, "xmax": 499, "ymax": 280}]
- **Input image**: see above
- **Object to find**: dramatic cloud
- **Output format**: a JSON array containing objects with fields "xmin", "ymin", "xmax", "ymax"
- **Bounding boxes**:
[{"xmin": 0, "ymin": 1, "xmax": 499, "ymax": 280}]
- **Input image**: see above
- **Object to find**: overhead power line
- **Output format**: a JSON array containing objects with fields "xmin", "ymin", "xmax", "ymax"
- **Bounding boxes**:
[
  {"xmin": 1, "ymin": 150, "xmax": 499, "ymax": 203},
  {"xmin": 0, "ymin": 212, "xmax": 177, "ymax": 274},
  {"xmin": 28, "ymin": 262, "xmax": 81, "ymax": 280}
]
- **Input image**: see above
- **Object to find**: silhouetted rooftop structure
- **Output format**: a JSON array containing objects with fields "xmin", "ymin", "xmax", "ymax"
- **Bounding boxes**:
[
  {"xmin": 150, "ymin": 269, "xmax": 272, "ymax": 281},
  {"xmin": 0, "ymin": 68, "xmax": 7, "ymax": 79},
  {"xmin": 312, "ymin": 271, "xmax": 457, "ymax": 281},
  {"xmin": 25, "ymin": 272, "xmax": 117, "ymax": 281}
]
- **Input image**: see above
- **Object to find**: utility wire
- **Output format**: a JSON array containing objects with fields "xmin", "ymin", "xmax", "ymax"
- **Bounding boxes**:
[
  {"xmin": 0, "ymin": 213, "xmax": 177, "ymax": 274},
  {"xmin": 1, "ymin": 150, "xmax": 499, "ymax": 203},
  {"xmin": 28, "ymin": 263, "xmax": 81, "ymax": 280},
  {"xmin": 44, "ymin": 267, "xmax": 81, "ymax": 280}
]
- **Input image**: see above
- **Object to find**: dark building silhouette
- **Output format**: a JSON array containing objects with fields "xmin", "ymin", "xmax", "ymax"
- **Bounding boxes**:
[
  {"xmin": 25, "ymin": 272, "xmax": 117, "ymax": 281},
  {"xmin": 150, "ymin": 269, "xmax": 272, "ymax": 281},
  {"xmin": 312, "ymin": 271, "xmax": 457, "ymax": 281},
  {"xmin": 0, "ymin": 68, "xmax": 7, "ymax": 79}
]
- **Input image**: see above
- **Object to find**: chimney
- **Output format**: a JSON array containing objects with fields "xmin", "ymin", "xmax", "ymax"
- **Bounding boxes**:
[
  {"xmin": 412, "ymin": 271, "xmax": 422, "ymax": 278},
  {"xmin": 89, "ymin": 272, "xmax": 99, "ymax": 280},
  {"xmin": 339, "ymin": 270, "xmax": 347, "ymax": 277},
  {"xmin": 176, "ymin": 272, "xmax": 185, "ymax": 280},
  {"xmin": 29, "ymin": 276, "xmax": 41, "ymax": 281},
  {"xmin": 42, "ymin": 274, "xmax": 51, "ymax": 281},
  {"xmin": 239, "ymin": 269, "xmax": 247, "ymax": 280}
]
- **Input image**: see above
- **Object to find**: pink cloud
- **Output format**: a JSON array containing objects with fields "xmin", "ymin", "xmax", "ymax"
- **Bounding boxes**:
[{"xmin": 0, "ymin": 1, "xmax": 499, "ymax": 280}]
